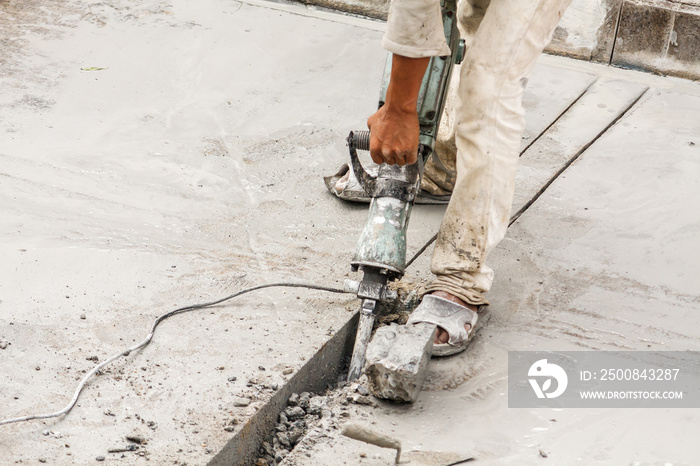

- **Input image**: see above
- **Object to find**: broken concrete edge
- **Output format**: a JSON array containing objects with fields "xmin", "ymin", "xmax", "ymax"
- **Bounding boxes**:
[
  {"xmin": 546, "ymin": 0, "xmax": 624, "ymax": 64},
  {"xmin": 365, "ymin": 323, "xmax": 435, "ymax": 403},
  {"xmin": 208, "ymin": 312, "xmax": 359, "ymax": 466}
]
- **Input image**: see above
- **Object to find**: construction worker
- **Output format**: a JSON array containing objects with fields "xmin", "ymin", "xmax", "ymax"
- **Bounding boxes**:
[{"xmin": 333, "ymin": 0, "xmax": 572, "ymax": 355}]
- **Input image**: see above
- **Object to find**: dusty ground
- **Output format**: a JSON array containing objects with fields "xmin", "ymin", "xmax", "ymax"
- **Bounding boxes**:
[
  {"xmin": 1, "ymin": 0, "xmax": 699, "ymax": 465},
  {"xmin": 0, "ymin": 0, "xmax": 392, "ymax": 463}
]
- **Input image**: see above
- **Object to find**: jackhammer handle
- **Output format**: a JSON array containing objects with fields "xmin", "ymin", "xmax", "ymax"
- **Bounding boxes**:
[
  {"xmin": 349, "ymin": 130, "xmax": 371, "ymax": 151},
  {"xmin": 348, "ymin": 130, "xmax": 424, "ymax": 200},
  {"xmin": 348, "ymin": 131, "xmax": 377, "ymax": 196},
  {"xmin": 350, "ymin": 130, "xmax": 427, "ymax": 163}
]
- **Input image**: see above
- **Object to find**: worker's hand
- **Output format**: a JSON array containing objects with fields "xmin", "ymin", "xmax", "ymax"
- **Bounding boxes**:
[
  {"xmin": 367, "ymin": 105, "xmax": 420, "ymax": 166},
  {"xmin": 366, "ymin": 54, "xmax": 429, "ymax": 166}
]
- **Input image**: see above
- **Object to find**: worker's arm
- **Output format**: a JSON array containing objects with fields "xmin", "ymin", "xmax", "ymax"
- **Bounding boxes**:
[
  {"xmin": 369, "ymin": 0, "xmax": 449, "ymax": 166},
  {"xmin": 367, "ymin": 55, "xmax": 429, "ymax": 166}
]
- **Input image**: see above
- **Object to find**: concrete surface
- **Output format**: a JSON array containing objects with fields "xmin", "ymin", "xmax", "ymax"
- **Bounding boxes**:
[
  {"xmin": 1, "ymin": 0, "xmax": 699, "ymax": 465},
  {"xmin": 0, "ymin": 0, "xmax": 388, "ymax": 464}
]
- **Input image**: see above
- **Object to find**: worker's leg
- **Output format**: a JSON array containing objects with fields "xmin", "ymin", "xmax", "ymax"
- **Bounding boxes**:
[
  {"xmin": 421, "ymin": 0, "xmax": 489, "ymax": 196},
  {"xmin": 425, "ymin": 0, "xmax": 572, "ymax": 305}
]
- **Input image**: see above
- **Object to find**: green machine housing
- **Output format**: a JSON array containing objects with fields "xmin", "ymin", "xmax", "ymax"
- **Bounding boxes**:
[{"xmin": 349, "ymin": 0, "xmax": 465, "ymax": 278}]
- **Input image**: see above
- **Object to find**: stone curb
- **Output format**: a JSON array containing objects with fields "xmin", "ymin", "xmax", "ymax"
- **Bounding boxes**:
[
  {"xmin": 611, "ymin": 0, "xmax": 700, "ymax": 80},
  {"xmin": 294, "ymin": 0, "xmax": 700, "ymax": 81}
]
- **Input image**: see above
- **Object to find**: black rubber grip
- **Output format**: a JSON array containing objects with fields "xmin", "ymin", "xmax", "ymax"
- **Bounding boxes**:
[{"xmin": 350, "ymin": 130, "xmax": 371, "ymax": 151}]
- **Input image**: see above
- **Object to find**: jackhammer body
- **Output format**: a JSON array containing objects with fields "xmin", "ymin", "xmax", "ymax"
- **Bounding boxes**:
[{"xmin": 346, "ymin": 0, "xmax": 464, "ymax": 382}]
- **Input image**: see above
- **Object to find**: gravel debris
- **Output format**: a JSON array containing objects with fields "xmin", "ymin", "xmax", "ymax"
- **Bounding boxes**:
[
  {"xmin": 126, "ymin": 434, "xmax": 146, "ymax": 445},
  {"xmin": 255, "ymin": 391, "xmax": 330, "ymax": 466},
  {"xmin": 233, "ymin": 397, "xmax": 251, "ymax": 407},
  {"xmin": 284, "ymin": 406, "xmax": 305, "ymax": 421}
]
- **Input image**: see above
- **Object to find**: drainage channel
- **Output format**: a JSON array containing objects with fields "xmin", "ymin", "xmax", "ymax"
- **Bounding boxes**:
[{"xmin": 208, "ymin": 313, "xmax": 359, "ymax": 466}]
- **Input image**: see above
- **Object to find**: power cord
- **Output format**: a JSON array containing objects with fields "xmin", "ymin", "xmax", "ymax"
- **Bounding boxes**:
[
  {"xmin": 0, "ymin": 282, "xmax": 345, "ymax": 427},
  {"xmin": 1, "ymin": 228, "xmax": 440, "ymax": 427}
]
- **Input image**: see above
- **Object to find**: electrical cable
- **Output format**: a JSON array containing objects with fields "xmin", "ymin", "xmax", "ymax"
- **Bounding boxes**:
[
  {"xmin": 0, "ymin": 282, "xmax": 346, "ymax": 427},
  {"xmin": 0, "ymin": 222, "xmax": 440, "ymax": 427},
  {"xmin": 405, "ymin": 233, "xmax": 437, "ymax": 269}
]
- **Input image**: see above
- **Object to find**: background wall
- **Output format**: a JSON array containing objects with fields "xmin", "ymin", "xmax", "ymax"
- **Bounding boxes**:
[{"xmin": 297, "ymin": 0, "xmax": 700, "ymax": 80}]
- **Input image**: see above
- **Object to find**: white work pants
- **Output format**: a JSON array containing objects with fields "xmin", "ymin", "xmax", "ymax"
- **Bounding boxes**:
[{"xmin": 384, "ymin": 0, "xmax": 572, "ymax": 305}]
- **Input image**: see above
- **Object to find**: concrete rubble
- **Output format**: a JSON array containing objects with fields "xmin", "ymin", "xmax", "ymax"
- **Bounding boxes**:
[
  {"xmin": 253, "ymin": 391, "xmax": 331, "ymax": 466},
  {"xmin": 365, "ymin": 323, "xmax": 436, "ymax": 403}
]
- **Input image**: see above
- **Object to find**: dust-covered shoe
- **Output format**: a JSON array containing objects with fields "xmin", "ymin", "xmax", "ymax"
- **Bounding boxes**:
[{"xmin": 407, "ymin": 294, "xmax": 483, "ymax": 357}]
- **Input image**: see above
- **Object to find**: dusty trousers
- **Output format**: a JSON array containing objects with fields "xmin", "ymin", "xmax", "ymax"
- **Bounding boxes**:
[{"xmin": 384, "ymin": 0, "xmax": 572, "ymax": 305}]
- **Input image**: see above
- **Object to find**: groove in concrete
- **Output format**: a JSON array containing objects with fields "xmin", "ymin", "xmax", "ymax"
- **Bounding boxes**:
[
  {"xmin": 510, "ymin": 86, "xmax": 648, "ymax": 225},
  {"xmin": 511, "ymin": 77, "xmax": 650, "ymax": 223},
  {"xmin": 208, "ymin": 313, "xmax": 359, "ymax": 466}
]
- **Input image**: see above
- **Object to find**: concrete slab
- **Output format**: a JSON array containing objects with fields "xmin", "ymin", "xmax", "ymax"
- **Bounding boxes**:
[
  {"xmin": 519, "ymin": 63, "xmax": 597, "ymax": 149},
  {"xmin": 0, "ymin": 0, "xmax": 595, "ymax": 461},
  {"xmin": 513, "ymin": 77, "xmax": 649, "ymax": 218},
  {"xmin": 2, "ymin": 1, "xmax": 699, "ymax": 465}
]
